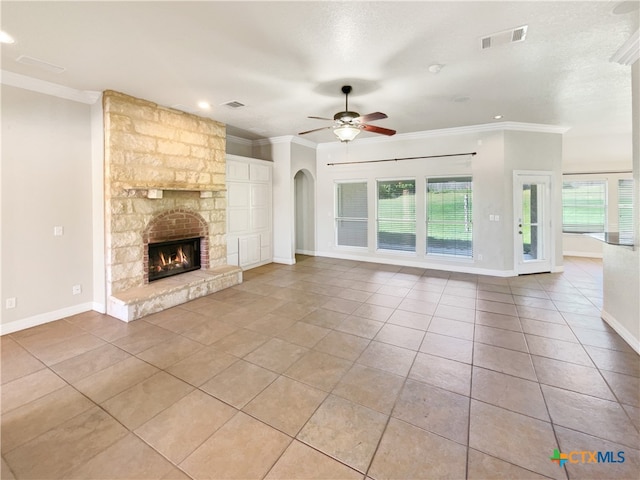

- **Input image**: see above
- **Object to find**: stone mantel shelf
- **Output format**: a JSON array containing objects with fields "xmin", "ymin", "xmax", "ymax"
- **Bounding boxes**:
[{"xmin": 124, "ymin": 185, "xmax": 226, "ymax": 199}]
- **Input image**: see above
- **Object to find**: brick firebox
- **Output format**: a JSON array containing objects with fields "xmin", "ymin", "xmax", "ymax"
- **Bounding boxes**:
[{"xmin": 143, "ymin": 209, "xmax": 210, "ymax": 283}]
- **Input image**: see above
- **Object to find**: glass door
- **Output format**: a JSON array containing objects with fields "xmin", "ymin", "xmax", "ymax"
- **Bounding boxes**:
[{"xmin": 514, "ymin": 173, "xmax": 553, "ymax": 274}]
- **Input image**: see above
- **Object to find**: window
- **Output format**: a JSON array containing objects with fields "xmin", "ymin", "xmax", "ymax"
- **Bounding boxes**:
[
  {"xmin": 618, "ymin": 179, "xmax": 634, "ymax": 236},
  {"xmin": 426, "ymin": 177, "xmax": 473, "ymax": 258},
  {"xmin": 562, "ymin": 180, "xmax": 607, "ymax": 233},
  {"xmin": 335, "ymin": 182, "xmax": 368, "ymax": 247},
  {"xmin": 377, "ymin": 179, "xmax": 416, "ymax": 252}
]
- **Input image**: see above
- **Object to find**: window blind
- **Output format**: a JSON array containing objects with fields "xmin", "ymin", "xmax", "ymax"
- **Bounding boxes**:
[
  {"xmin": 335, "ymin": 182, "xmax": 368, "ymax": 247},
  {"xmin": 618, "ymin": 179, "xmax": 634, "ymax": 236},
  {"xmin": 426, "ymin": 177, "xmax": 473, "ymax": 257},
  {"xmin": 562, "ymin": 180, "xmax": 606, "ymax": 233},
  {"xmin": 377, "ymin": 180, "xmax": 416, "ymax": 252}
]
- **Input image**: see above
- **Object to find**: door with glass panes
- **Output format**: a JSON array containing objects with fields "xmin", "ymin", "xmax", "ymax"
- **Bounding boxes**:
[{"xmin": 513, "ymin": 172, "xmax": 553, "ymax": 274}]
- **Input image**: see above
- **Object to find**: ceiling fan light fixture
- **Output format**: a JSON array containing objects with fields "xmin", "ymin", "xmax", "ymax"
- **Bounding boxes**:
[{"xmin": 334, "ymin": 124, "xmax": 361, "ymax": 142}]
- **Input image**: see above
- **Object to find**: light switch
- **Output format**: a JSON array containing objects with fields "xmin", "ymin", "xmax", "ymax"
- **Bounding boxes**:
[
  {"xmin": 495, "ymin": 215, "xmax": 500, "ymax": 221},
  {"xmin": 489, "ymin": 215, "xmax": 495, "ymax": 221},
  {"xmin": 54, "ymin": 226, "xmax": 64, "ymax": 236}
]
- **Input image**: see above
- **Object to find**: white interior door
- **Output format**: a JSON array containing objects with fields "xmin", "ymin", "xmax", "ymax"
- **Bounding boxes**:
[{"xmin": 514, "ymin": 172, "xmax": 553, "ymax": 274}]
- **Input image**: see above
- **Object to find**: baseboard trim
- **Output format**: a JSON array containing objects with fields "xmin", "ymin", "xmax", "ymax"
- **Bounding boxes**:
[
  {"xmin": 295, "ymin": 250, "xmax": 316, "ymax": 256},
  {"xmin": 0, "ymin": 302, "xmax": 95, "ymax": 335},
  {"xmin": 601, "ymin": 309, "xmax": 640, "ymax": 354},
  {"xmin": 273, "ymin": 256, "xmax": 296, "ymax": 265},
  {"xmin": 563, "ymin": 250, "xmax": 604, "ymax": 259}
]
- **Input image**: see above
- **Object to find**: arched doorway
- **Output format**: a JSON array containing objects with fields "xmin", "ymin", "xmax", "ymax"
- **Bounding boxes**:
[{"xmin": 294, "ymin": 169, "xmax": 316, "ymax": 255}]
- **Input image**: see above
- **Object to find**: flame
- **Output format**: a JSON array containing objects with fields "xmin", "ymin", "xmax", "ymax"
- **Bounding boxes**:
[{"xmin": 150, "ymin": 244, "xmax": 191, "ymax": 275}]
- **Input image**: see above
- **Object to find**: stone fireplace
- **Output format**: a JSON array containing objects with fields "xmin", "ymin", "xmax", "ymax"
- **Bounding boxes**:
[{"xmin": 103, "ymin": 91, "xmax": 241, "ymax": 321}]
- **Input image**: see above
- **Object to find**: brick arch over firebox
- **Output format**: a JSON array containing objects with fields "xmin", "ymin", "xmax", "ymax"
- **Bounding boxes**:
[{"xmin": 143, "ymin": 209, "xmax": 210, "ymax": 283}]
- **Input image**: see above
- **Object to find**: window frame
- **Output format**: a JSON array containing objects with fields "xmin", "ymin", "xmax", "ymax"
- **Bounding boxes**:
[
  {"xmin": 334, "ymin": 180, "xmax": 369, "ymax": 249},
  {"xmin": 425, "ymin": 176, "xmax": 474, "ymax": 259},
  {"xmin": 618, "ymin": 178, "xmax": 634, "ymax": 237},
  {"xmin": 561, "ymin": 179, "xmax": 608, "ymax": 234},
  {"xmin": 375, "ymin": 177, "xmax": 417, "ymax": 254}
]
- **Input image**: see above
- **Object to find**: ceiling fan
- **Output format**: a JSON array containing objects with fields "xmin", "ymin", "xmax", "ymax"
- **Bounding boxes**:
[{"xmin": 299, "ymin": 85, "xmax": 396, "ymax": 142}]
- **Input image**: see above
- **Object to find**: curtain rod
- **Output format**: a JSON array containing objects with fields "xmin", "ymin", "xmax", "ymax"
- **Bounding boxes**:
[
  {"xmin": 327, "ymin": 152, "xmax": 477, "ymax": 166},
  {"xmin": 563, "ymin": 170, "xmax": 632, "ymax": 175}
]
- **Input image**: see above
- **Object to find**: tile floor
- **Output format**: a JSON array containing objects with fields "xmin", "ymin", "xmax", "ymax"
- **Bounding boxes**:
[{"xmin": 1, "ymin": 256, "xmax": 639, "ymax": 479}]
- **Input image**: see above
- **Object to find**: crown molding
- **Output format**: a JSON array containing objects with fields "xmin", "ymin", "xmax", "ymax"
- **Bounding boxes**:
[
  {"xmin": 252, "ymin": 135, "xmax": 317, "ymax": 150},
  {"xmin": 226, "ymin": 134, "xmax": 253, "ymax": 147},
  {"xmin": 611, "ymin": 29, "xmax": 640, "ymax": 66},
  {"xmin": 253, "ymin": 135, "xmax": 295, "ymax": 147},
  {"xmin": 1, "ymin": 70, "xmax": 101, "ymax": 104},
  {"xmin": 290, "ymin": 135, "xmax": 317, "ymax": 149}
]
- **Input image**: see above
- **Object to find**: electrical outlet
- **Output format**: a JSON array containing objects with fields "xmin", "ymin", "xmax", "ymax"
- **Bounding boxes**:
[
  {"xmin": 477, "ymin": 254, "xmax": 483, "ymax": 261},
  {"xmin": 54, "ymin": 226, "xmax": 64, "ymax": 236},
  {"xmin": 72, "ymin": 285, "xmax": 82, "ymax": 295},
  {"xmin": 6, "ymin": 297, "xmax": 16, "ymax": 309}
]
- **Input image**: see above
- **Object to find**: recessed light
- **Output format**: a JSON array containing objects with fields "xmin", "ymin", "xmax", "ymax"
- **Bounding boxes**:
[
  {"xmin": 493, "ymin": 115, "xmax": 503, "ymax": 120},
  {"xmin": 197, "ymin": 101, "xmax": 211, "ymax": 110},
  {"xmin": 452, "ymin": 96, "xmax": 470, "ymax": 103},
  {"xmin": 0, "ymin": 31, "xmax": 16, "ymax": 44},
  {"xmin": 428, "ymin": 64, "xmax": 444, "ymax": 74}
]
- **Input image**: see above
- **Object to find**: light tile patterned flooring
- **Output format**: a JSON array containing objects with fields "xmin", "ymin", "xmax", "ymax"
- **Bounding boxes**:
[{"xmin": 1, "ymin": 256, "xmax": 639, "ymax": 479}]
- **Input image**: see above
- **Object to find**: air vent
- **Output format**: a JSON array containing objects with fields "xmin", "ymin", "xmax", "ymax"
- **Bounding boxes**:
[
  {"xmin": 221, "ymin": 100, "xmax": 245, "ymax": 109},
  {"xmin": 16, "ymin": 55, "xmax": 66, "ymax": 73},
  {"xmin": 481, "ymin": 25, "xmax": 528, "ymax": 50}
]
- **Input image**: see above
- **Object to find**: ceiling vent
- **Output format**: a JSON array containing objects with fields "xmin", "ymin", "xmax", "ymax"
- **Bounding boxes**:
[
  {"xmin": 481, "ymin": 25, "xmax": 528, "ymax": 50},
  {"xmin": 221, "ymin": 100, "xmax": 245, "ymax": 109},
  {"xmin": 16, "ymin": 55, "xmax": 66, "ymax": 73}
]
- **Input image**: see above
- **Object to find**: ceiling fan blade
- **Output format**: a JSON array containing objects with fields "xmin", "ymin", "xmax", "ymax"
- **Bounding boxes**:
[
  {"xmin": 362, "ymin": 124, "xmax": 396, "ymax": 136},
  {"xmin": 307, "ymin": 116, "xmax": 334, "ymax": 121},
  {"xmin": 355, "ymin": 112, "xmax": 388, "ymax": 123},
  {"xmin": 298, "ymin": 126, "xmax": 332, "ymax": 135}
]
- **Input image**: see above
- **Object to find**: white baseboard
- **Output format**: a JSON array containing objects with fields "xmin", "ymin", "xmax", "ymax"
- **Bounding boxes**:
[
  {"xmin": 563, "ymin": 250, "xmax": 604, "ymax": 259},
  {"xmin": 273, "ymin": 256, "xmax": 296, "ymax": 265},
  {"xmin": 295, "ymin": 250, "xmax": 316, "ymax": 256},
  {"xmin": 601, "ymin": 309, "xmax": 640, "ymax": 354},
  {"xmin": 92, "ymin": 301, "xmax": 106, "ymax": 314},
  {"xmin": 0, "ymin": 302, "xmax": 95, "ymax": 335}
]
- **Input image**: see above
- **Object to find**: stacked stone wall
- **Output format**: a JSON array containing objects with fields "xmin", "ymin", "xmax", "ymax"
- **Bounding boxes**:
[{"xmin": 103, "ymin": 91, "xmax": 227, "ymax": 295}]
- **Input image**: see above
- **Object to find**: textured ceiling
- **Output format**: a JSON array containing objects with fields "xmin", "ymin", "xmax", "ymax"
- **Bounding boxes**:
[{"xmin": 1, "ymin": 1, "xmax": 638, "ymax": 143}]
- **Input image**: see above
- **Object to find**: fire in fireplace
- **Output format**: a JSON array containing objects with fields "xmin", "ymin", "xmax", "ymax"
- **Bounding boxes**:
[{"xmin": 148, "ymin": 237, "xmax": 201, "ymax": 282}]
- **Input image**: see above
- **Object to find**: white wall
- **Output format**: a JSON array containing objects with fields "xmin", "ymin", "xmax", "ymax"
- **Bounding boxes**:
[
  {"xmin": 504, "ymin": 131, "xmax": 564, "ymax": 270},
  {"xmin": 292, "ymin": 142, "xmax": 317, "ymax": 255},
  {"xmin": 253, "ymin": 138, "xmax": 295, "ymax": 264},
  {"xmin": 563, "ymin": 132, "xmax": 632, "ymax": 173},
  {"xmin": 1, "ymin": 85, "xmax": 94, "ymax": 333},
  {"xmin": 226, "ymin": 135, "xmax": 254, "ymax": 157},
  {"xmin": 602, "ymin": 56, "xmax": 640, "ymax": 353},
  {"xmin": 314, "ymin": 126, "xmax": 563, "ymax": 275}
]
